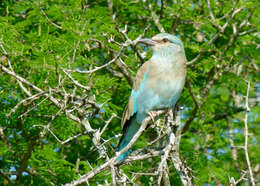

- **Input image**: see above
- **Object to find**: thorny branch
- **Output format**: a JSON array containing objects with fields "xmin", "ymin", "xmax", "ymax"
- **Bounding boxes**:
[
  {"xmin": 183, "ymin": 3, "xmax": 257, "ymax": 133},
  {"xmin": 1, "ymin": 1, "xmax": 258, "ymax": 185},
  {"xmin": 1, "ymin": 25, "xmax": 194, "ymax": 185},
  {"xmin": 65, "ymin": 111, "xmax": 164, "ymax": 186}
]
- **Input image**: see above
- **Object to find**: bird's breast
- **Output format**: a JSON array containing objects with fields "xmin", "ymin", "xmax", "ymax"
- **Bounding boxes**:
[
  {"xmin": 133, "ymin": 56, "xmax": 186, "ymax": 115},
  {"xmin": 149, "ymin": 73, "xmax": 185, "ymax": 100},
  {"xmin": 146, "ymin": 60, "xmax": 186, "ymax": 108}
]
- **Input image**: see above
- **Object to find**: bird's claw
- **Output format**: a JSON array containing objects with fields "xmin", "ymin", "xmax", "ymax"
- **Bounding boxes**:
[{"xmin": 148, "ymin": 111, "xmax": 156, "ymax": 123}]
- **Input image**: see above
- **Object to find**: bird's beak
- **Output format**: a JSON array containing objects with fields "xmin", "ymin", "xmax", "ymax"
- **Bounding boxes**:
[{"xmin": 138, "ymin": 38, "xmax": 157, "ymax": 46}]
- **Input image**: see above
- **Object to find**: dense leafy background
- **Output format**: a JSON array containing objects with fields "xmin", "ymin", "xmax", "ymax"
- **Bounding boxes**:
[{"xmin": 0, "ymin": 0, "xmax": 259, "ymax": 185}]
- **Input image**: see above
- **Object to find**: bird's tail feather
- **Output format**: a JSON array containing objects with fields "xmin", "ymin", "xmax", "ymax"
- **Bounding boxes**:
[{"xmin": 117, "ymin": 114, "xmax": 140, "ymax": 161}]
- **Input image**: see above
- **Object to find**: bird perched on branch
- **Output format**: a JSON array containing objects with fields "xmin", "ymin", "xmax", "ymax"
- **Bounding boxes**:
[{"xmin": 117, "ymin": 33, "xmax": 186, "ymax": 161}]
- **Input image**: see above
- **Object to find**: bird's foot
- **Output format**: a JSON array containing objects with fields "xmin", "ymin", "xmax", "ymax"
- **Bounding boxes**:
[{"xmin": 147, "ymin": 111, "xmax": 156, "ymax": 123}]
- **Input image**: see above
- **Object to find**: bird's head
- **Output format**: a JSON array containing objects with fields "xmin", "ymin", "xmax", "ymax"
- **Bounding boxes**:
[{"xmin": 139, "ymin": 33, "xmax": 184, "ymax": 57}]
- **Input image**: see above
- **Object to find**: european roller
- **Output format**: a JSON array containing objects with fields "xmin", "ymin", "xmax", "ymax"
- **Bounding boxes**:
[{"xmin": 117, "ymin": 33, "xmax": 186, "ymax": 161}]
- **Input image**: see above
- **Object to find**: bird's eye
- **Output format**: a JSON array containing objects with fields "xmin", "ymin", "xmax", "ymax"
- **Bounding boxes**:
[{"xmin": 162, "ymin": 38, "xmax": 169, "ymax": 43}]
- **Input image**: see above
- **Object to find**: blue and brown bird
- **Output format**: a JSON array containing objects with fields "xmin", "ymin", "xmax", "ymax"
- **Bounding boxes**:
[{"xmin": 117, "ymin": 33, "xmax": 186, "ymax": 161}]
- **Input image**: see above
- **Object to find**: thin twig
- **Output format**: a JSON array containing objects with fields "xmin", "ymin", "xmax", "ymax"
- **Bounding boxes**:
[
  {"xmin": 244, "ymin": 80, "xmax": 255, "ymax": 186},
  {"xmin": 40, "ymin": 7, "xmax": 63, "ymax": 29},
  {"xmin": 66, "ymin": 47, "xmax": 125, "ymax": 74},
  {"xmin": 63, "ymin": 69, "xmax": 90, "ymax": 90},
  {"xmin": 148, "ymin": 3, "xmax": 165, "ymax": 32},
  {"xmin": 7, "ymin": 91, "xmax": 47, "ymax": 118}
]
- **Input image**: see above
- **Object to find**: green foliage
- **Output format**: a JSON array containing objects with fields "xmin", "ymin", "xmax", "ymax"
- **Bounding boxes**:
[{"xmin": 0, "ymin": 0, "xmax": 259, "ymax": 185}]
